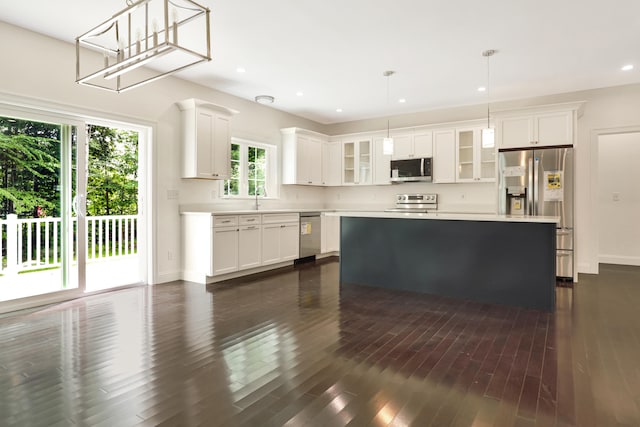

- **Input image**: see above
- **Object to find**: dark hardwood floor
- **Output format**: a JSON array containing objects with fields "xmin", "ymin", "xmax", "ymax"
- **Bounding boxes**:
[{"xmin": 0, "ymin": 260, "xmax": 639, "ymax": 426}]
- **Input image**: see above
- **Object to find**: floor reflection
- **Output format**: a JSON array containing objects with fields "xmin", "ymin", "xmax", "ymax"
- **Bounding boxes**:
[{"xmin": 0, "ymin": 260, "xmax": 639, "ymax": 426}]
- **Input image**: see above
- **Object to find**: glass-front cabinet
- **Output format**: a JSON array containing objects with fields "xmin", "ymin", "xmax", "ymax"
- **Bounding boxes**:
[
  {"xmin": 342, "ymin": 138, "xmax": 372, "ymax": 185},
  {"xmin": 455, "ymin": 127, "xmax": 495, "ymax": 182}
]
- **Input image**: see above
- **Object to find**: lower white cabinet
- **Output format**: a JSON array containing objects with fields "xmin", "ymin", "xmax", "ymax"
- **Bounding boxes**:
[
  {"xmin": 238, "ymin": 225, "xmax": 261, "ymax": 270},
  {"xmin": 183, "ymin": 212, "xmax": 301, "ymax": 281},
  {"xmin": 212, "ymin": 226, "xmax": 239, "ymax": 275},
  {"xmin": 261, "ymin": 213, "xmax": 300, "ymax": 266},
  {"xmin": 321, "ymin": 214, "xmax": 340, "ymax": 253}
]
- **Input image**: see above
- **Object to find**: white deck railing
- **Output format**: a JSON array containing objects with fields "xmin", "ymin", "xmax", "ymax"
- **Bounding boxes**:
[{"xmin": 1, "ymin": 214, "xmax": 138, "ymax": 274}]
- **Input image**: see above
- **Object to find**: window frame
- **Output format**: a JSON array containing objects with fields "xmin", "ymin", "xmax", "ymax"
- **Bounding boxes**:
[{"xmin": 220, "ymin": 137, "xmax": 278, "ymax": 199}]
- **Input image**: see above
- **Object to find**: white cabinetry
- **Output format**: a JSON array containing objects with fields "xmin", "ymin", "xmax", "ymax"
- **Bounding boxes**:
[
  {"xmin": 321, "ymin": 213, "xmax": 340, "ymax": 253},
  {"xmin": 391, "ymin": 130, "xmax": 433, "ymax": 160},
  {"xmin": 342, "ymin": 138, "xmax": 373, "ymax": 185},
  {"xmin": 177, "ymin": 99, "xmax": 237, "ymax": 179},
  {"xmin": 281, "ymin": 128, "xmax": 324, "ymax": 185},
  {"xmin": 372, "ymin": 136, "xmax": 392, "ymax": 185},
  {"xmin": 213, "ymin": 225, "xmax": 239, "ymax": 275},
  {"xmin": 433, "ymin": 129, "xmax": 456, "ymax": 183},
  {"xmin": 261, "ymin": 213, "xmax": 299, "ymax": 265},
  {"xmin": 238, "ymin": 215, "xmax": 261, "ymax": 270},
  {"xmin": 455, "ymin": 127, "xmax": 496, "ymax": 182},
  {"xmin": 322, "ymin": 142, "xmax": 342, "ymax": 186},
  {"xmin": 497, "ymin": 110, "xmax": 573, "ymax": 149}
]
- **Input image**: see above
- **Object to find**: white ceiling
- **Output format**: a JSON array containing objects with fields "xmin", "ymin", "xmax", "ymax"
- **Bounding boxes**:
[{"xmin": 2, "ymin": 0, "xmax": 640, "ymax": 124}]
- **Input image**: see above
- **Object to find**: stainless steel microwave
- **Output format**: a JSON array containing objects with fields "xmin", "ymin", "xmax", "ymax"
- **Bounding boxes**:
[{"xmin": 390, "ymin": 157, "xmax": 433, "ymax": 182}]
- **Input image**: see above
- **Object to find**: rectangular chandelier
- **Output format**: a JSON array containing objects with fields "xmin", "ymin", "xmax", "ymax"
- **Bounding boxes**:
[{"xmin": 76, "ymin": 0, "xmax": 211, "ymax": 93}]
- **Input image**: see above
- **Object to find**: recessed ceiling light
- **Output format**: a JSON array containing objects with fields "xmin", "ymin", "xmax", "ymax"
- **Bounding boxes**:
[
  {"xmin": 622, "ymin": 64, "xmax": 634, "ymax": 71},
  {"xmin": 336, "ymin": 108, "xmax": 343, "ymax": 113},
  {"xmin": 398, "ymin": 98, "xmax": 406, "ymax": 103},
  {"xmin": 477, "ymin": 86, "xmax": 486, "ymax": 92},
  {"xmin": 296, "ymin": 91, "xmax": 304, "ymax": 96},
  {"xmin": 236, "ymin": 67, "xmax": 246, "ymax": 73},
  {"xmin": 255, "ymin": 95, "xmax": 274, "ymax": 104}
]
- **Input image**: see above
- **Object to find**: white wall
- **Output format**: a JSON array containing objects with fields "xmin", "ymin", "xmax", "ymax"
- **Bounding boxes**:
[
  {"xmin": 4, "ymin": 21, "xmax": 640, "ymax": 280},
  {"xmin": 0, "ymin": 22, "xmax": 326, "ymax": 284},
  {"xmin": 326, "ymin": 84, "xmax": 640, "ymax": 276},
  {"xmin": 324, "ymin": 182, "xmax": 496, "ymax": 213},
  {"xmin": 597, "ymin": 133, "xmax": 640, "ymax": 266}
]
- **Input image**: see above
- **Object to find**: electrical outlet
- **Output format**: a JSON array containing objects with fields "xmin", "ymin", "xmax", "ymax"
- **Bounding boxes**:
[
  {"xmin": 167, "ymin": 190, "xmax": 179, "ymax": 200},
  {"xmin": 461, "ymin": 194, "xmax": 465, "ymax": 199},
  {"xmin": 167, "ymin": 251, "xmax": 173, "ymax": 261},
  {"xmin": 612, "ymin": 192, "xmax": 620, "ymax": 202}
]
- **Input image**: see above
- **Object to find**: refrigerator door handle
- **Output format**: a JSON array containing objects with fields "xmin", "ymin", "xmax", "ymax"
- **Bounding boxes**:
[
  {"xmin": 528, "ymin": 157, "xmax": 534, "ymax": 216},
  {"xmin": 534, "ymin": 158, "xmax": 540, "ymax": 216}
]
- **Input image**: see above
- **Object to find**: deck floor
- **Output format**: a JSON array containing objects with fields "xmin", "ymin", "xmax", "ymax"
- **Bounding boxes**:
[{"xmin": 0, "ymin": 260, "xmax": 638, "ymax": 426}]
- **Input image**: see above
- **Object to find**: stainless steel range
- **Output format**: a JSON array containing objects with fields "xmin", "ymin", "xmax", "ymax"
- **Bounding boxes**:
[{"xmin": 385, "ymin": 193, "xmax": 438, "ymax": 213}]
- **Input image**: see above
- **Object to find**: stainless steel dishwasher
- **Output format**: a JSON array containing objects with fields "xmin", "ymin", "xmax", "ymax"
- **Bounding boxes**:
[{"xmin": 299, "ymin": 212, "xmax": 321, "ymax": 259}]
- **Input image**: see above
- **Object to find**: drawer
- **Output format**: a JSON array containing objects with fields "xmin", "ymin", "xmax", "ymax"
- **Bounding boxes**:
[
  {"xmin": 556, "ymin": 228, "xmax": 573, "ymax": 250},
  {"xmin": 213, "ymin": 215, "xmax": 238, "ymax": 227},
  {"xmin": 262, "ymin": 213, "xmax": 299, "ymax": 224},
  {"xmin": 239, "ymin": 215, "xmax": 261, "ymax": 225}
]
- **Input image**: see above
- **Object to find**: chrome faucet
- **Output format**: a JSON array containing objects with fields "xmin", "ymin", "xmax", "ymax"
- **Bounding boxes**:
[{"xmin": 255, "ymin": 185, "xmax": 266, "ymax": 210}]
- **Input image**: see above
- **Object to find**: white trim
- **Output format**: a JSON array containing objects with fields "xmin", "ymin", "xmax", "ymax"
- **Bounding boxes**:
[
  {"xmin": 221, "ymin": 138, "xmax": 279, "ymax": 199},
  {"xmin": 0, "ymin": 94, "xmax": 156, "ymax": 304},
  {"xmin": 599, "ymin": 255, "xmax": 640, "ymax": 266},
  {"xmin": 588, "ymin": 125, "xmax": 640, "ymax": 275}
]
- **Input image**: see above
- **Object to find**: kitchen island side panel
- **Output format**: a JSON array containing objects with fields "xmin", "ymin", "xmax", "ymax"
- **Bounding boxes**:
[{"xmin": 340, "ymin": 217, "xmax": 556, "ymax": 311}]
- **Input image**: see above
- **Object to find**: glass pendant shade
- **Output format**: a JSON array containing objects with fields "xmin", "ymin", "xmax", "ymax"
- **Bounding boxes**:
[
  {"xmin": 482, "ymin": 127, "xmax": 495, "ymax": 148},
  {"xmin": 383, "ymin": 137, "xmax": 394, "ymax": 155}
]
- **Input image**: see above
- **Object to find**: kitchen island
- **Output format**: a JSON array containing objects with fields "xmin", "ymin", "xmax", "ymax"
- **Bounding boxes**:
[{"xmin": 326, "ymin": 211, "xmax": 559, "ymax": 311}]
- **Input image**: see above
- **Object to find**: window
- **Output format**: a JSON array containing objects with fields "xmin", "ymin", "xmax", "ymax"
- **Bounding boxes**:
[{"xmin": 222, "ymin": 138, "xmax": 276, "ymax": 198}]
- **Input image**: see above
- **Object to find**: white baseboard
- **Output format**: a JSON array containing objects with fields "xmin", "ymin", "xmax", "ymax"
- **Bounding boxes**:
[
  {"xmin": 154, "ymin": 271, "xmax": 182, "ymax": 284},
  {"xmin": 577, "ymin": 261, "xmax": 598, "ymax": 275},
  {"xmin": 599, "ymin": 255, "xmax": 640, "ymax": 266}
]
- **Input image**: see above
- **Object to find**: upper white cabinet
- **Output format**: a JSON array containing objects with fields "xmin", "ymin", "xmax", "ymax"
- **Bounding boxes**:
[
  {"xmin": 455, "ymin": 127, "xmax": 495, "ymax": 183},
  {"xmin": 372, "ymin": 136, "xmax": 392, "ymax": 185},
  {"xmin": 177, "ymin": 99, "xmax": 237, "ymax": 179},
  {"xmin": 321, "ymin": 142, "xmax": 342, "ymax": 186},
  {"xmin": 281, "ymin": 128, "xmax": 324, "ymax": 185},
  {"xmin": 496, "ymin": 104, "xmax": 583, "ymax": 149},
  {"xmin": 391, "ymin": 130, "xmax": 433, "ymax": 160},
  {"xmin": 342, "ymin": 138, "xmax": 373, "ymax": 185},
  {"xmin": 433, "ymin": 130, "xmax": 456, "ymax": 183}
]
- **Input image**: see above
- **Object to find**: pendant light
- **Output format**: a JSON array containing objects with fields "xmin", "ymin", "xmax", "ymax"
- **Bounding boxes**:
[
  {"xmin": 382, "ymin": 70, "xmax": 395, "ymax": 155},
  {"xmin": 481, "ymin": 49, "xmax": 497, "ymax": 148}
]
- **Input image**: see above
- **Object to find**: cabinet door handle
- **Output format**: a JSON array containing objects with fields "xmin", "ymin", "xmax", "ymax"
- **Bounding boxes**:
[
  {"xmin": 246, "ymin": 218, "xmax": 255, "ymax": 222},
  {"xmin": 281, "ymin": 225, "xmax": 286, "ymax": 228},
  {"xmin": 221, "ymin": 220, "xmax": 231, "ymax": 223}
]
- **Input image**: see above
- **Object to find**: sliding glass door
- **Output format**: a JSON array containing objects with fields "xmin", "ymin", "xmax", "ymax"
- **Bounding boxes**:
[
  {"xmin": 84, "ymin": 123, "xmax": 145, "ymax": 291},
  {"xmin": 0, "ymin": 113, "xmax": 85, "ymax": 302}
]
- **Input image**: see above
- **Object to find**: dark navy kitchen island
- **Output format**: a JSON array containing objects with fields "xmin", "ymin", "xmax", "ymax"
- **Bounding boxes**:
[{"xmin": 332, "ymin": 212, "xmax": 558, "ymax": 311}]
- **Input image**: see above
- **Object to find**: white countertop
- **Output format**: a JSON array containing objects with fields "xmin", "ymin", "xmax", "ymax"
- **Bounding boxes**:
[
  {"xmin": 325, "ymin": 211, "xmax": 560, "ymax": 224},
  {"xmin": 181, "ymin": 208, "xmax": 558, "ymax": 223},
  {"xmin": 180, "ymin": 208, "xmax": 332, "ymax": 215}
]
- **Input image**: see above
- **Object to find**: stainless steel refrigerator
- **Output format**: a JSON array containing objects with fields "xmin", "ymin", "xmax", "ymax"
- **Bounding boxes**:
[{"xmin": 498, "ymin": 146, "xmax": 574, "ymax": 280}]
